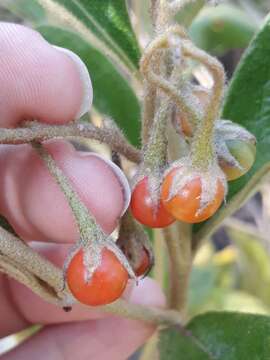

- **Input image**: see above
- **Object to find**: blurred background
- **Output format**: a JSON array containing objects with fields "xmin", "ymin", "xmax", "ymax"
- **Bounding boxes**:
[{"xmin": 1, "ymin": 0, "xmax": 270, "ymax": 357}]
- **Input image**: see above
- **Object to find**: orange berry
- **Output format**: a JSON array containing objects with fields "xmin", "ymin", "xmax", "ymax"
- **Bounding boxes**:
[
  {"xmin": 67, "ymin": 248, "xmax": 128, "ymax": 306},
  {"xmin": 161, "ymin": 167, "xmax": 225, "ymax": 223},
  {"xmin": 130, "ymin": 177, "xmax": 175, "ymax": 228},
  {"xmin": 220, "ymin": 140, "xmax": 256, "ymax": 181}
]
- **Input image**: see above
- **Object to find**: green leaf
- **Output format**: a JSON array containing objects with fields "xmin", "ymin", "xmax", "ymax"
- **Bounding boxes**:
[
  {"xmin": 189, "ymin": 4, "xmax": 258, "ymax": 55},
  {"xmin": 3, "ymin": 0, "xmax": 140, "ymax": 70},
  {"xmin": 222, "ymin": 14, "xmax": 270, "ymax": 201},
  {"xmin": 188, "ymin": 265, "xmax": 218, "ymax": 314},
  {"xmin": 195, "ymin": 15, "xmax": 270, "ymax": 238},
  {"xmin": 2, "ymin": 0, "xmax": 45, "ymax": 22},
  {"xmin": 159, "ymin": 312, "xmax": 270, "ymax": 360},
  {"xmin": 38, "ymin": 26, "xmax": 140, "ymax": 146}
]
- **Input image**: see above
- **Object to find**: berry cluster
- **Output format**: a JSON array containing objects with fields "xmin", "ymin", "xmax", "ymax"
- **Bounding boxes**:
[
  {"xmin": 130, "ymin": 28, "xmax": 256, "ymax": 229},
  {"xmin": 65, "ymin": 27, "xmax": 256, "ymax": 308},
  {"xmin": 66, "ymin": 26, "xmax": 256, "ymax": 308}
]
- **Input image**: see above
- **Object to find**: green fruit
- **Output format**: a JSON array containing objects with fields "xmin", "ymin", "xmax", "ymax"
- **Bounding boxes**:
[{"xmin": 221, "ymin": 139, "xmax": 256, "ymax": 181}]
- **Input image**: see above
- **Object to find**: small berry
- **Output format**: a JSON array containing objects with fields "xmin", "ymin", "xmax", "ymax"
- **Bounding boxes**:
[
  {"xmin": 219, "ymin": 139, "xmax": 256, "ymax": 181},
  {"xmin": 67, "ymin": 248, "xmax": 128, "ymax": 306},
  {"xmin": 161, "ymin": 167, "xmax": 225, "ymax": 223},
  {"xmin": 130, "ymin": 177, "xmax": 175, "ymax": 228},
  {"xmin": 135, "ymin": 248, "xmax": 151, "ymax": 277}
]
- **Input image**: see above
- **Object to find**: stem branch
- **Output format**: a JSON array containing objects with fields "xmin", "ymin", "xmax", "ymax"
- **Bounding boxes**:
[{"xmin": 0, "ymin": 122, "xmax": 141, "ymax": 164}]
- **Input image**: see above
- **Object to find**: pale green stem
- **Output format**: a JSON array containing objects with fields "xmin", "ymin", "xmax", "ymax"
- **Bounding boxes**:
[
  {"xmin": 32, "ymin": 142, "xmax": 102, "ymax": 244},
  {"xmin": 182, "ymin": 40, "xmax": 225, "ymax": 168},
  {"xmin": 169, "ymin": 0, "xmax": 206, "ymax": 19},
  {"xmin": 141, "ymin": 82, "xmax": 157, "ymax": 145},
  {"xmin": 143, "ymin": 97, "xmax": 170, "ymax": 170},
  {"xmin": 0, "ymin": 122, "xmax": 141, "ymax": 164},
  {"xmin": 0, "ymin": 226, "xmax": 63, "ymax": 292},
  {"xmin": 163, "ymin": 222, "xmax": 192, "ymax": 315},
  {"xmin": 140, "ymin": 26, "xmax": 200, "ymax": 128},
  {"xmin": 104, "ymin": 299, "xmax": 182, "ymax": 326}
]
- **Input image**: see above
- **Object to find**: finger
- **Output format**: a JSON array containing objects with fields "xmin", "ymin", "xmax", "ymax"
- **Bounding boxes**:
[
  {"xmin": 0, "ymin": 22, "xmax": 92, "ymax": 127},
  {"xmin": 0, "ymin": 140, "xmax": 130, "ymax": 241},
  {"xmin": 0, "ymin": 275, "xmax": 28, "ymax": 338},
  {"xmin": 3, "ymin": 274, "xmax": 165, "ymax": 337},
  {"xmin": 2, "ymin": 316, "xmax": 154, "ymax": 360}
]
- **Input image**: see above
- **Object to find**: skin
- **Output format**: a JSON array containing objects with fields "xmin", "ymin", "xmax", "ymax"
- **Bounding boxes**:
[{"xmin": 0, "ymin": 23, "xmax": 165, "ymax": 360}]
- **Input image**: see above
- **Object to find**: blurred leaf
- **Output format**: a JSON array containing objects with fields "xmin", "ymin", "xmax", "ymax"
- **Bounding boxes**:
[
  {"xmin": 189, "ymin": 4, "xmax": 258, "ymax": 55},
  {"xmin": 2, "ymin": 0, "xmax": 45, "ymax": 22},
  {"xmin": 196, "ymin": 15, "xmax": 270, "ymax": 237},
  {"xmin": 221, "ymin": 291, "xmax": 269, "ymax": 314},
  {"xmin": 39, "ymin": 26, "xmax": 141, "ymax": 146},
  {"xmin": 188, "ymin": 265, "xmax": 218, "ymax": 314},
  {"xmin": 3, "ymin": 0, "xmax": 140, "ymax": 70},
  {"xmin": 159, "ymin": 312, "xmax": 270, "ymax": 360},
  {"xmin": 227, "ymin": 226, "xmax": 270, "ymax": 307}
]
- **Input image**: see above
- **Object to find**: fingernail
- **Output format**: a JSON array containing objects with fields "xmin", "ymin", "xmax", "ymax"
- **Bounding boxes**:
[
  {"xmin": 53, "ymin": 46, "xmax": 93, "ymax": 119},
  {"xmin": 90, "ymin": 153, "xmax": 131, "ymax": 216}
]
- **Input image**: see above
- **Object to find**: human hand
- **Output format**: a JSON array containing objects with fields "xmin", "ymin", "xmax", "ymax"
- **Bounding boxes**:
[{"xmin": 0, "ymin": 23, "xmax": 165, "ymax": 360}]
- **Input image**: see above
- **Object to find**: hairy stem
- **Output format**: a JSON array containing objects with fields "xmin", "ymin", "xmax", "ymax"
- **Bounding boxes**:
[
  {"xmin": 142, "ymin": 83, "xmax": 157, "ymax": 144},
  {"xmin": 182, "ymin": 40, "xmax": 225, "ymax": 168},
  {"xmin": 32, "ymin": 142, "xmax": 104, "ymax": 244},
  {"xmin": 143, "ymin": 97, "xmax": 170, "ymax": 170},
  {"xmin": 163, "ymin": 223, "xmax": 192, "ymax": 315},
  {"xmin": 140, "ymin": 26, "xmax": 200, "ymax": 127},
  {"xmin": 0, "ymin": 122, "xmax": 140, "ymax": 164},
  {"xmin": 104, "ymin": 299, "xmax": 182, "ymax": 326},
  {"xmin": 0, "ymin": 226, "xmax": 63, "ymax": 292},
  {"xmin": 0, "ymin": 255, "xmax": 64, "ymax": 305},
  {"xmin": 169, "ymin": 0, "xmax": 206, "ymax": 19}
]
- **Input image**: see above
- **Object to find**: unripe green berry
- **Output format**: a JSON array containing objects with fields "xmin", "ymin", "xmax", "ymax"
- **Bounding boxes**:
[{"xmin": 220, "ymin": 139, "xmax": 256, "ymax": 181}]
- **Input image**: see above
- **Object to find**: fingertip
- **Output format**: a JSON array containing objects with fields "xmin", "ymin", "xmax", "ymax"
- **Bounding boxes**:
[
  {"xmin": 53, "ymin": 46, "xmax": 93, "ymax": 119},
  {"xmin": 0, "ymin": 23, "xmax": 92, "ymax": 127}
]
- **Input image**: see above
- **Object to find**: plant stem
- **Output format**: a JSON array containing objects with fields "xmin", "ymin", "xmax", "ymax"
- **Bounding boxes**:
[
  {"xmin": 139, "ymin": 335, "xmax": 159, "ymax": 360},
  {"xmin": 169, "ymin": 0, "xmax": 206, "ymax": 20},
  {"xmin": 140, "ymin": 26, "xmax": 200, "ymax": 127},
  {"xmin": 182, "ymin": 40, "xmax": 225, "ymax": 168},
  {"xmin": 142, "ymin": 82, "xmax": 157, "ymax": 145},
  {"xmin": 143, "ymin": 97, "xmax": 170, "ymax": 170},
  {"xmin": 0, "ymin": 226, "xmax": 63, "ymax": 292},
  {"xmin": 0, "ymin": 255, "xmax": 63, "ymax": 305},
  {"xmin": 163, "ymin": 223, "xmax": 192, "ymax": 315},
  {"xmin": 32, "ymin": 142, "xmax": 102, "ymax": 244},
  {"xmin": 104, "ymin": 299, "xmax": 182, "ymax": 326},
  {"xmin": 0, "ymin": 122, "xmax": 141, "ymax": 163}
]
